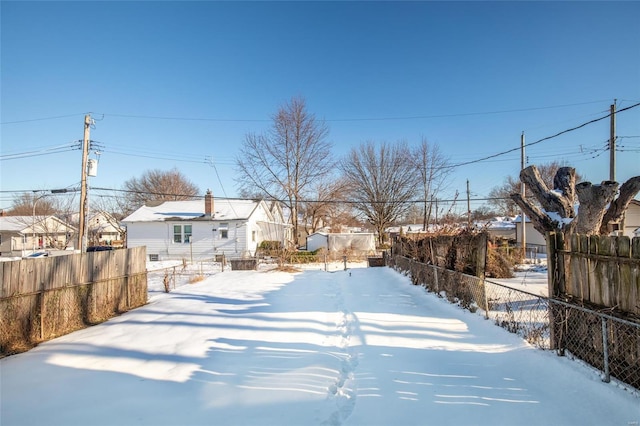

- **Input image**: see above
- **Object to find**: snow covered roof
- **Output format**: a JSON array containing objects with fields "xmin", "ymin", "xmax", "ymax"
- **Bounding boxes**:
[
  {"xmin": 122, "ymin": 199, "xmax": 261, "ymax": 223},
  {"xmin": 480, "ymin": 217, "xmax": 516, "ymax": 230},
  {"xmin": 0, "ymin": 216, "xmax": 75, "ymax": 232},
  {"xmin": 0, "ymin": 216, "xmax": 33, "ymax": 232}
]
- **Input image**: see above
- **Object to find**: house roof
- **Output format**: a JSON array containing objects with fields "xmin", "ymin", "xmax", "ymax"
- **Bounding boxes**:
[
  {"xmin": 122, "ymin": 199, "xmax": 264, "ymax": 223},
  {"xmin": 0, "ymin": 216, "xmax": 32, "ymax": 232},
  {"xmin": 0, "ymin": 216, "xmax": 76, "ymax": 233}
]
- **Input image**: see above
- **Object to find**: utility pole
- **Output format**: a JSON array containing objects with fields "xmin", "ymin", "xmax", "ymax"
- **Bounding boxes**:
[
  {"xmin": 78, "ymin": 114, "xmax": 91, "ymax": 252},
  {"xmin": 521, "ymin": 132, "xmax": 527, "ymax": 259},
  {"xmin": 609, "ymin": 100, "xmax": 616, "ymax": 182},
  {"xmin": 466, "ymin": 179, "xmax": 471, "ymax": 228}
]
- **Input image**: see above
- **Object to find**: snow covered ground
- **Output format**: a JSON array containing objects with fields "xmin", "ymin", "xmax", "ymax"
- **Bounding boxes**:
[
  {"xmin": 489, "ymin": 264, "xmax": 550, "ymax": 298},
  {"xmin": 1, "ymin": 263, "xmax": 638, "ymax": 425}
]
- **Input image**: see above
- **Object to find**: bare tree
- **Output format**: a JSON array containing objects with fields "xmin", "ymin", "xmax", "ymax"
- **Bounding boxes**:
[
  {"xmin": 235, "ymin": 96, "xmax": 333, "ymax": 246},
  {"xmin": 8, "ymin": 192, "xmax": 78, "ymax": 250},
  {"xmin": 300, "ymin": 177, "xmax": 349, "ymax": 235},
  {"xmin": 340, "ymin": 141, "xmax": 418, "ymax": 246},
  {"xmin": 411, "ymin": 138, "xmax": 451, "ymax": 231},
  {"xmin": 121, "ymin": 168, "xmax": 200, "ymax": 215},
  {"xmin": 511, "ymin": 165, "xmax": 640, "ymax": 236},
  {"xmin": 8, "ymin": 193, "xmax": 59, "ymax": 216}
]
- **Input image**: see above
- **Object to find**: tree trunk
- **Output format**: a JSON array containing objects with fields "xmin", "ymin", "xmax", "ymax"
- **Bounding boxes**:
[
  {"xmin": 569, "ymin": 181, "xmax": 618, "ymax": 235},
  {"xmin": 510, "ymin": 193, "xmax": 560, "ymax": 236},
  {"xmin": 599, "ymin": 176, "xmax": 640, "ymax": 234},
  {"xmin": 519, "ymin": 165, "xmax": 575, "ymax": 218}
]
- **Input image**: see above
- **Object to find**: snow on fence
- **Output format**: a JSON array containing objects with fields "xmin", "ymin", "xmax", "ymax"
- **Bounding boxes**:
[
  {"xmin": 0, "ymin": 246, "xmax": 147, "ymax": 356},
  {"xmin": 389, "ymin": 255, "xmax": 640, "ymax": 393}
]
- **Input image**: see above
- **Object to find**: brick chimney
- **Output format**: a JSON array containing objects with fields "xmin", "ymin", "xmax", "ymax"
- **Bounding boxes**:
[{"xmin": 204, "ymin": 189, "xmax": 214, "ymax": 217}]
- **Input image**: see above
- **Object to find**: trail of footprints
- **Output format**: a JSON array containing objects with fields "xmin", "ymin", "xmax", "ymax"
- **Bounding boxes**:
[{"xmin": 323, "ymin": 276, "xmax": 359, "ymax": 426}]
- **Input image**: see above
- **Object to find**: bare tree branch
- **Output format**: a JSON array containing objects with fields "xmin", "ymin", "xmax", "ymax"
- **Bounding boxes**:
[
  {"xmin": 599, "ymin": 176, "xmax": 640, "ymax": 234},
  {"xmin": 235, "ymin": 96, "xmax": 334, "ymax": 246},
  {"xmin": 341, "ymin": 141, "xmax": 418, "ymax": 245}
]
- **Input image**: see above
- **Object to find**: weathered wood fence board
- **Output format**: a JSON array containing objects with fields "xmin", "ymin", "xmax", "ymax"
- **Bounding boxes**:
[
  {"xmin": 0, "ymin": 246, "xmax": 147, "ymax": 356},
  {"xmin": 548, "ymin": 232, "xmax": 640, "ymax": 316}
]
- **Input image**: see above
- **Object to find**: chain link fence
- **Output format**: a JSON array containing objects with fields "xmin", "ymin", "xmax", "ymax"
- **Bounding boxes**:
[
  {"xmin": 147, "ymin": 259, "xmax": 225, "ymax": 293},
  {"xmin": 388, "ymin": 255, "xmax": 640, "ymax": 393}
]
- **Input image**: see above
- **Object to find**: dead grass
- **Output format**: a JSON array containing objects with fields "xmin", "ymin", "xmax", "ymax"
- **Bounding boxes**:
[
  {"xmin": 269, "ymin": 265, "xmax": 302, "ymax": 273},
  {"xmin": 485, "ymin": 248, "xmax": 515, "ymax": 278},
  {"xmin": 189, "ymin": 275, "xmax": 205, "ymax": 283}
]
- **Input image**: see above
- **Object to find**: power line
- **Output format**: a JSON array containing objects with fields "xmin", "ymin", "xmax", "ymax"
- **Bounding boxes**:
[
  {"xmin": 0, "ymin": 113, "xmax": 88, "ymax": 125},
  {"xmin": 4, "ymin": 99, "xmax": 605, "ymax": 124},
  {"xmin": 443, "ymin": 102, "xmax": 640, "ymax": 170},
  {"xmin": 0, "ymin": 141, "xmax": 81, "ymax": 161}
]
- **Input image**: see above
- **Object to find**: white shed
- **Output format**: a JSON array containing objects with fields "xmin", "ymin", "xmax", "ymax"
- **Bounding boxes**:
[{"xmin": 306, "ymin": 232, "xmax": 376, "ymax": 255}]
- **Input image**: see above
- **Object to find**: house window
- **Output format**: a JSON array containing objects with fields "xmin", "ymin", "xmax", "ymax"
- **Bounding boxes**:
[
  {"xmin": 173, "ymin": 224, "xmax": 192, "ymax": 243},
  {"xmin": 220, "ymin": 223, "xmax": 229, "ymax": 239},
  {"xmin": 252, "ymin": 231, "xmax": 256, "ymax": 242}
]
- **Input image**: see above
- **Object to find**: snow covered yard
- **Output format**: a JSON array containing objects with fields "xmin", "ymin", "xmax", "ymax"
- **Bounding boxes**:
[{"xmin": 1, "ymin": 264, "xmax": 638, "ymax": 426}]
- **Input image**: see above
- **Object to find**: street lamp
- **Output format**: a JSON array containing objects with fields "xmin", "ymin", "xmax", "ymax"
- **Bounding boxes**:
[
  {"xmin": 31, "ymin": 189, "xmax": 70, "ymax": 254},
  {"xmin": 32, "ymin": 191, "xmax": 48, "ymax": 253}
]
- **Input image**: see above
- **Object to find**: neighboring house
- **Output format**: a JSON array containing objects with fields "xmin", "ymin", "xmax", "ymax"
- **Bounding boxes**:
[
  {"xmin": 514, "ymin": 215, "xmax": 547, "ymax": 254},
  {"xmin": 122, "ymin": 191, "xmax": 291, "ymax": 261},
  {"xmin": 306, "ymin": 232, "xmax": 376, "ymax": 256},
  {"xmin": 70, "ymin": 211, "xmax": 124, "ymax": 246},
  {"xmin": 477, "ymin": 217, "xmax": 516, "ymax": 240},
  {"xmin": 618, "ymin": 199, "xmax": 640, "ymax": 238},
  {"xmin": 0, "ymin": 215, "xmax": 76, "ymax": 257}
]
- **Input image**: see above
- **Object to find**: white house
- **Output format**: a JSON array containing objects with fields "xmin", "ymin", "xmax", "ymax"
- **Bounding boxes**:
[
  {"xmin": 122, "ymin": 191, "xmax": 290, "ymax": 261},
  {"xmin": 514, "ymin": 215, "xmax": 547, "ymax": 254},
  {"xmin": 619, "ymin": 199, "xmax": 640, "ymax": 238},
  {"xmin": 306, "ymin": 232, "xmax": 376, "ymax": 257},
  {"xmin": 0, "ymin": 215, "xmax": 76, "ymax": 257},
  {"xmin": 70, "ymin": 211, "xmax": 124, "ymax": 246}
]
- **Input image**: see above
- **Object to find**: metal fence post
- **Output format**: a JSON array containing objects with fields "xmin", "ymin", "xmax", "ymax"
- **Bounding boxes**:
[{"xmin": 601, "ymin": 317, "xmax": 610, "ymax": 383}]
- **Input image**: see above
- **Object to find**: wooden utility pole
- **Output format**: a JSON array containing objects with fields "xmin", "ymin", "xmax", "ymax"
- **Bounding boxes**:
[
  {"xmin": 78, "ymin": 114, "xmax": 91, "ymax": 252},
  {"xmin": 521, "ymin": 132, "xmax": 527, "ymax": 257},
  {"xmin": 609, "ymin": 101, "xmax": 616, "ymax": 182},
  {"xmin": 466, "ymin": 179, "xmax": 471, "ymax": 228}
]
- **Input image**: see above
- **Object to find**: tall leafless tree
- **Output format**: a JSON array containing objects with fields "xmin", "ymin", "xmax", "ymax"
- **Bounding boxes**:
[
  {"xmin": 340, "ymin": 141, "xmax": 418, "ymax": 246},
  {"xmin": 235, "ymin": 96, "xmax": 333, "ymax": 246},
  {"xmin": 411, "ymin": 138, "xmax": 451, "ymax": 231},
  {"xmin": 8, "ymin": 192, "xmax": 59, "ymax": 216},
  {"xmin": 121, "ymin": 168, "xmax": 200, "ymax": 216}
]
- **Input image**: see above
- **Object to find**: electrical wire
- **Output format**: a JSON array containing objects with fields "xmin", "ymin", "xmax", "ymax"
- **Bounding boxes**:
[
  {"xmin": 442, "ymin": 102, "xmax": 640, "ymax": 170},
  {"xmin": 0, "ymin": 142, "xmax": 81, "ymax": 161}
]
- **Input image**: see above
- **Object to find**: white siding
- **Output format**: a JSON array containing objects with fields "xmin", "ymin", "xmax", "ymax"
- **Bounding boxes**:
[
  {"xmin": 124, "ymin": 199, "xmax": 289, "ymax": 260},
  {"xmin": 623, "ymin": 202, "xmax": 640, "ymax": 238},
  {"xmin": 307, "ymin": 233, "xmax": 328, "ymax": 252},
  {"xmin": 306, "ymin": 233, "xmax": 375, "ymax": 253}
]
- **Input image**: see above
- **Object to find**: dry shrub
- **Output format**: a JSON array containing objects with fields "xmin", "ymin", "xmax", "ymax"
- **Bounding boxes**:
[
  {"xmin": 270, "ymin": 265, "xmax": 301, "ymax": 273},
  {"xmin": 189, "ymin": 275, "xmax": 205, "ymax": 283},
  {"xmin": 485, "ymin": 247, "xmax": 514, "ymax": 278}
]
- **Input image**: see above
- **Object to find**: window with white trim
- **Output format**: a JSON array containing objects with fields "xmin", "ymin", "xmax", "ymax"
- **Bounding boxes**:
[
  {"xmin": 219, "ymin": 223, "xmax": 229, "ymax": 239},
  {"xmin": 173, "ymin": 224, "xmax": 192, "ymax": 243}
]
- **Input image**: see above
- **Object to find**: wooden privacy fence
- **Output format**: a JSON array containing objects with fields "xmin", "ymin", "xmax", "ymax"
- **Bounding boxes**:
[
  {"xmin": 547, "ymin": 232, "xmax": 640, "ymax": 316},
  {"xmin": 0, "ymin": 246, "xmax": 148, "ymax": 356}
]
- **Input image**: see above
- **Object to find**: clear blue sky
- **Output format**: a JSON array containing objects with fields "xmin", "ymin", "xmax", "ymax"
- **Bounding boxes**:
[{"xmin": 1, "ymin": 1, "xmax": 639, "ymax": 213}]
